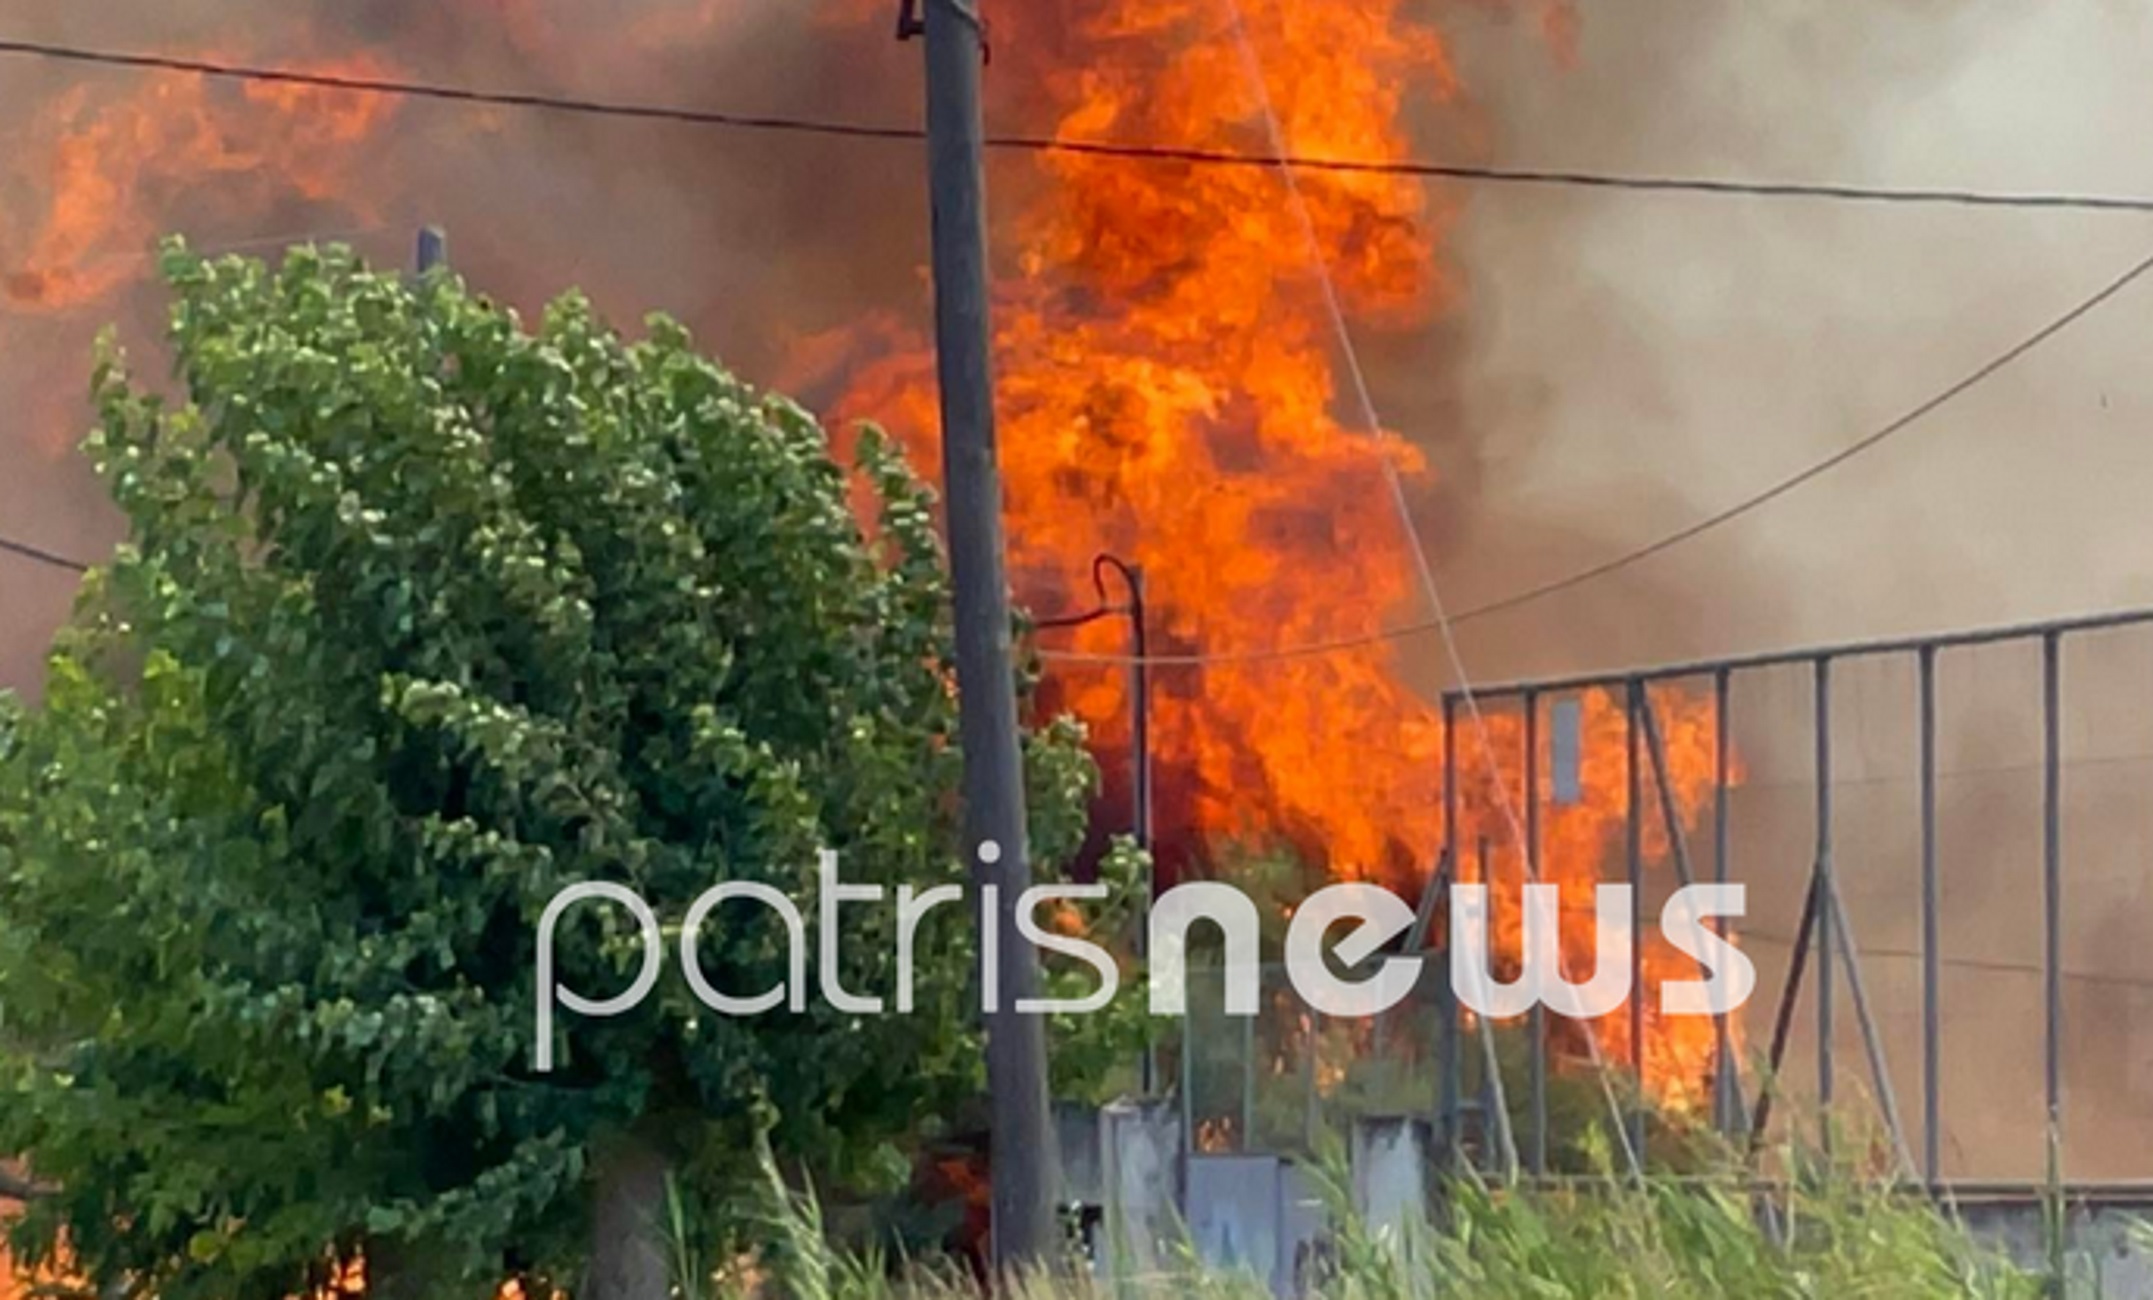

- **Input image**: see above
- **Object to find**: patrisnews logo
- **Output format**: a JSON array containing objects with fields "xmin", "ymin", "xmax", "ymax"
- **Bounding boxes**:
[{"xmin": 533, "ymin": 847, "xmax": 1752, "ymax": 1071}]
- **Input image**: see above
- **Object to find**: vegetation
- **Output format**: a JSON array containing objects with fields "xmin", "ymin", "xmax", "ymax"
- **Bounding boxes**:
[
  {"xmin": 685, "ymin": 1147, "xmax": 2049, "ymax": 1300},
  {"xmin": 0, "ymin": 243, "xmax": 1127, "ymax": 1298},
  {"xmin": 0, "ymin": 244, "xmax": 2079, "ymax": 1300}
]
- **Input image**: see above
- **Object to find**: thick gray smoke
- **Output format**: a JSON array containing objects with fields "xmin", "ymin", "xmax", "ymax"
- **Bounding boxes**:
[
  {"xmin": 1423, "ymin": 0, "xmax": 2153, "ymax": 679},
  {"xmin": 5, "ymin": 0, "xmax": 2152, "ymax": 1179},
  {"xmin": 1408, "ymin": 0, "xmax": 2153, "ymax": 1181}
]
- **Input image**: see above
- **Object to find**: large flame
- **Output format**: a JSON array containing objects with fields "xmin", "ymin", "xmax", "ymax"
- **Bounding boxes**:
[
  {"xmin": 823, "ymin": 0, "xmax": 1736, "ymax": 1097},
  {"xmin": 3, "ymin": 59, "xmax": 393, "ymax": 315},
  {"xmin": 831, "ymin": 0, "xmax": 1455, "ymax": 880}
]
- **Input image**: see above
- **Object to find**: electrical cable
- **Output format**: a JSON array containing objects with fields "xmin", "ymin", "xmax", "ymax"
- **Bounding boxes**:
[
  {"xmin": 7, "ymin": 38, "xmax": 2153, "ymax": 214},
  {"xmin": 1039, "ymin": 245, "xmax": 2153, "ymax": 667},
  {"xmin": 0, "ymin": 536, "xmax": 89, "ymax": 574}
]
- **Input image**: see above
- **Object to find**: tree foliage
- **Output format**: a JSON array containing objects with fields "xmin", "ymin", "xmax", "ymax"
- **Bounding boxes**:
[{"xmin": 0, "ymin": 243, "xmax": 1106, "ymax": 1297}]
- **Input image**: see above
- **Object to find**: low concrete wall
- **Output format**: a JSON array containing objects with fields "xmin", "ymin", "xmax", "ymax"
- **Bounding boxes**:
[
  {"xmin": 1091, "ymin": 1111, "xmax": 1420, "ymax": 1296},
  {"xmin": 1349, "ymin": 1116, "xmax": 1429, "ymax": 1241},
  {"xmin": 1958, "ymin": 1200, "xmax": 2153, "ymax": 1298},
  {"xmin": 1188, "ymin": 1155, "xmax": 1283, "ymax": 1286},
  {"xmin": 1098, "ymin": 1098, "xmax": 1181, "ymax": 1277},
  {"xmin": 1081, "ymin": 1104, "xmax": 2153, "ymax": 1295}
]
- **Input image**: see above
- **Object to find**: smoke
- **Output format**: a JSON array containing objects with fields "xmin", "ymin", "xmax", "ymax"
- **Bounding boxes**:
[
  {"xmin": 1419, "ymin": 0, "xmax": 2153, "ymax": 680},
  {"xmin": 1402, "ymin": 0, "xmax": 2153, "ymax": 1179}
]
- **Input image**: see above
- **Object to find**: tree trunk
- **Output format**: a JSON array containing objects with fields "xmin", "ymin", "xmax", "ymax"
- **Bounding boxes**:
[{"xmin": 586, "ymin": 1130, "xmax": 671, "ymax": 1300}]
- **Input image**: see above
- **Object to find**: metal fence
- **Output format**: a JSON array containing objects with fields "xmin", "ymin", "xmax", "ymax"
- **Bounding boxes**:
[
  {"xmin": 1435, "ymin": 605, "xmax": 2153, "ymax": 1191},
  {"xmin": 1168, "ymin": 605, "xmax": 2153, "ymax": 1194}
]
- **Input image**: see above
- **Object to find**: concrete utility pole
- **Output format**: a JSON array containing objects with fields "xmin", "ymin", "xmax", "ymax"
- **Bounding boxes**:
[{"xmin": 917, "ymin": 0, "xmax": 1060, "ymax": 1268}]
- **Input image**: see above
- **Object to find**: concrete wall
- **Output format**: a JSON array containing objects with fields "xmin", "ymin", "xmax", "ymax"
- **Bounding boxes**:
[
  {"xmin": 1086, "ymin": 1106, "xmax": 2153, "ymax": 1296},
  {"xmin": 1959, "ymin": 1201, "xmax": 2153, "ymax": 1299}
]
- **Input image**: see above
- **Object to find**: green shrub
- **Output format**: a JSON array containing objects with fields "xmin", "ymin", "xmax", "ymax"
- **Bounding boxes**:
[{"xmin": 691, "ymin": 1148, "xmax": 2046, "ymax": 1300}]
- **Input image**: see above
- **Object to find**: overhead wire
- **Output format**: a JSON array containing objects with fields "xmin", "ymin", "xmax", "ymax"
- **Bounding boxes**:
[
  {"xmin": 0, "ymin": 536, "xmax": 88, "ymax": 575},
  {"xmin": 1038, "ymin": 245, "xmax": 2153, "ymax": 667},
  {"xmin": 3, "ymin": 35, "xmax": 2151, "ymax": 630},
  {"xmin": 5, "ymin": 37, "xmax": 2153, "ymax": 213},
  {"xmin": 5, "ymin": 37, "xmax": 2153, "ymax": 682}
]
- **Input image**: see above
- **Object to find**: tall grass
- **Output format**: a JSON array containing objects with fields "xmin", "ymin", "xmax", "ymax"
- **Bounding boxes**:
[{"xmin": 675, "ymin": 1142, "xmax": 2050, "ymax": 1300}]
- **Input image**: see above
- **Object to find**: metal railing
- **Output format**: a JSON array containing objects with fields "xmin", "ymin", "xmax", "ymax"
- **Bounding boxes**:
[{"xmin": 1435, "ymin": 604, "xmax": 2153, "ymax": 1189}]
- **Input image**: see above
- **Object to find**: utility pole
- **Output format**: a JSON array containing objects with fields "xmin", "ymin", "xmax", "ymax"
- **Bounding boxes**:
[{"xmin": 916, "ymin": 0, "xmax": 1060, "ymax": 1268}]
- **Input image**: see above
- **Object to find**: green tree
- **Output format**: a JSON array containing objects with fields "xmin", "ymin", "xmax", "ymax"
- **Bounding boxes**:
[{"xmin": 0, "ymin": 243, "xmax": 1108, "ymax": 1298}]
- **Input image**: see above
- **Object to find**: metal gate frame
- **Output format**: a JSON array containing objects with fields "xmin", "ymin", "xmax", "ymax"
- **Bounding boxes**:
[{"xmin": 1436, "ymin": 605, "xmax": 2153, "ymax": 1192}]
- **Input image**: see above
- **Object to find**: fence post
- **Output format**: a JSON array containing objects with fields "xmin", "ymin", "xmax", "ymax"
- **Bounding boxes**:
[{"xmin": 1815, "ymin": 658, "xmax": 1835, "ymax": 1144}]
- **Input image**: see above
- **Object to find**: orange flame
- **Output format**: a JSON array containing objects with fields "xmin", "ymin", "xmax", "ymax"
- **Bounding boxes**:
[
  {"xmin": 821, "ymin": 1, "xmax": 1738, "ymax": 1103},
  {"xmin": 831, "ymin": 0, "xmax": 1456, "ymax": 876},
  {"xmin": 3, "ymin": 55, "xmax": 393, "ymax": 314}
]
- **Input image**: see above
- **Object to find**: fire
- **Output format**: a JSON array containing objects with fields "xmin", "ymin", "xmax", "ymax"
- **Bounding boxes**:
[
  {"xmin": 3, "ymin": 55, "xmax": 394, "ymax": 315},
  {"xmin": 821, "ymin": 1, "xmax": 1738, "ymax": 1100},
  {"xmin": 0, "ymin": 27, "xmax": 1747, "ymax": 1300},
  {"xmin": 832, "ymin": 0, "xmax": 1455, "ymax": 882}
]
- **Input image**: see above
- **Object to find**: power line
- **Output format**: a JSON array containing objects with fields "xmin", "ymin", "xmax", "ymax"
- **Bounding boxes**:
[
  {"xmin": 1010, "ymin": 139, "xmax": 2153, "ymax": 214},
  {"xmin": 0, "ymin": 38, "xmax": 925, "ymax": 143},
  {"xmin": 1446, "ymin": 247, "xmax": 2153, "ymax": 621},
  {"xmin": 8, "ymin": 37, "xmax": 2153, "ymax": 639},
  {"xmin": 7, "ymin": 37, "xmax": 2153, "ymax": 214},
  {"xmin": 1222, "ymin": 0, "xmax": 1561, "ymax": 1181},
  {"xmin": 1741, "ymin": 927, "xmax": 2153, "ymax": 995},
  {"xmin": 0, "ymin": 536, "xmax": 89, "ymax": 574},
  {"xmin": 1041, "ymin": 245, "xmax": 2153, "ymax": 667}
]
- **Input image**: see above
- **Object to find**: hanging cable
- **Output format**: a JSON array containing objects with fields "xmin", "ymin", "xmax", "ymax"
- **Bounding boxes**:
[
  {"xmin": 7, "ymin": 37, "xmax": 2153, "ymax": 214},
  {"xmin": 1037, "ymin": 245, "xmax": 2153, "ymax": 668}
]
